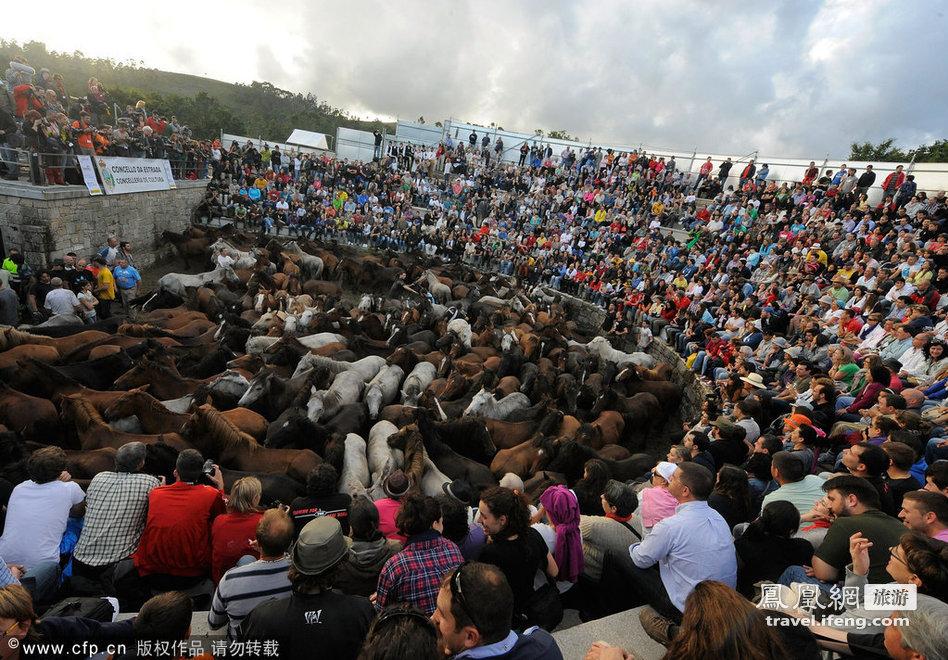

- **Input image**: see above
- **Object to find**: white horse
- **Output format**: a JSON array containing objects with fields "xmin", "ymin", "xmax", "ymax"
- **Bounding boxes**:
[
  {"xmin": 400, "ymin": 362, "xmax": 437, "ymax": 406},
  {"xmin": 421, "ymin": 270, "xmax": 451, "ymax": 304},
  {"xmin": 364, "ymin": 365, "xmax": 404, "ymax": 419},
  {"xmin": 367, "ymin": 421, "xmax": 400, "ymax": 477},
  {"xmin": 421, "ymin": 456, "xmax": 452, "ymax": 497},
  {"xmin": 306, "ymin": 370, "xmax": 365, "ymax": 422},
  {"xmin": 297, "ymin": 332, "xmax": 347, "ymax": 351},
  {"xmin": 447, "ymin": 318, "xmax": 473, "ymax": 349},
  {"xmin": 209, "ymin": 239, "xmax": 256, "ymax": 269},
  {"xmin": 339, "ymin": 433, "xmax": 370, "ymax": 497},
  {"xmin": 281, "ymin": 241, "xmax": 324, "ymax": 278},
  {"xmin": 357, "ymin": 295, "xmax": 374, "ymax": 313},
  {"xmin": 463, "ymin": 389, "xmax": 531, "ymax": 420},
  {"xmin": 21, "ymin": 313, "xmax": 83, "ymax": 329},
  {"xmin": 576, "ymin": 335, "xmax": 655, "ymax": 368},
  {"xmin": 157, "ymin": 267, "xmax": 239, "ymax": 299},
  {"xmin": 245, "ymin": 336, "xmax": 281, "ymax": 356}
]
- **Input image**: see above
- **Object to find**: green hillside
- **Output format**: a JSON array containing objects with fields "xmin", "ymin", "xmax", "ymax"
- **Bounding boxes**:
[{"xmin": 1, "ymin": 40, "xmax": 393, "ymax": 142}]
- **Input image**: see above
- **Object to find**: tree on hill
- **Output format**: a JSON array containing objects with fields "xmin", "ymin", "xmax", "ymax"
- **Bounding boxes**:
[{"xmin": 850, "ymin": 138, "xmax": 948, "ymax": 163}]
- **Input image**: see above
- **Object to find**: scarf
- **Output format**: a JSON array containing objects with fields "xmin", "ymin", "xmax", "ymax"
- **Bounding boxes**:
[{"xmin": 539, "ymin": 485, "xmax": 583, "ymax": 583}]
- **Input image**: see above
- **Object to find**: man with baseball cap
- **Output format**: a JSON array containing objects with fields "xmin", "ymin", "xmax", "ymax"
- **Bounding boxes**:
[{"xmin": 241, "ymin": 517, "xmax": 374, "ymax": 658}]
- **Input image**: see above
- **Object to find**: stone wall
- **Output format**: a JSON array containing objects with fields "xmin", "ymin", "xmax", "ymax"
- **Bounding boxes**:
[
  {"xmin": 542, "ymin": 287, "xmax": 707, "ymax": 423},
  {"xmin": 0, "ymin": 180, "xmax": 207, "ymax": 268}
]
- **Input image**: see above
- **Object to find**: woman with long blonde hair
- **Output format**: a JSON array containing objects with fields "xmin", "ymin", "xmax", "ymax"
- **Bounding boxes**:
[{"xmin": 210, "ymin": 476, "xmax": 263, "ymax": 582}]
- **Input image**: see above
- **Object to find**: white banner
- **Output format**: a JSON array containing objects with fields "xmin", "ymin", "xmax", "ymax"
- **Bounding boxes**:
[
  {"xmin": 76, "ymin": 155, "xmax": 103, "ymax": 195},
  {"xmin": 94, "ymin": 156, "xmax": 175, "ymax": 195}
]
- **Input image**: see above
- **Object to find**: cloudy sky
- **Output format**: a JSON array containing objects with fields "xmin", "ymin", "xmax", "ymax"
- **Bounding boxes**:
[{"xmin": 8, "ymin": 0, "xmax": 947, "ymax": 158}]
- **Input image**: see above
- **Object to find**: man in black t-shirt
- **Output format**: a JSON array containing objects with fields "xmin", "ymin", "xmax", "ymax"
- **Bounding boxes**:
[
  {"xmin": 290, "ymin": 464, "xmax": 351, "ymax": 536},
  {"xmin": 476, "ymin": 487, "xmax": 554, "ymax": 628}
]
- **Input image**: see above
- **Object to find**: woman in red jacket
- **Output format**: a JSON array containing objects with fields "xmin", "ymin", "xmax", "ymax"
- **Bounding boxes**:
[{"xmin": 210, "ymin": 476, "xmax": 263, "ymax": 582}]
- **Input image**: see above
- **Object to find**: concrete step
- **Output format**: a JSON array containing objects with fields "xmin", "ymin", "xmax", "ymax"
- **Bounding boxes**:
[{"xmin": 553, "ymin": 606, "xmax": 667, "ymax": 660}]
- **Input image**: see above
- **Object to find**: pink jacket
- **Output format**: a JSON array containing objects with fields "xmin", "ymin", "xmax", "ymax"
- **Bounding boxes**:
[{"xmin": 640, "ymin": 487, "xmax": 679, "ymax": 528}]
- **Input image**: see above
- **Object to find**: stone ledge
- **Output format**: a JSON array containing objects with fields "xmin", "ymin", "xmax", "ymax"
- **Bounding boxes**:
[{"xmin": 553, "ymin": 606, "xmax": 666, "ymax": 660}]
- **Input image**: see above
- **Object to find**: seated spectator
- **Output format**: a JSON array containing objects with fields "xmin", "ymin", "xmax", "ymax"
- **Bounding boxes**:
[
  {"xmin": 761, "ymin": 451, "xmax": 826, "ymax": 515},
  {"xmin": 598, "ymin": 463, "xmax": 736, "ymax": 628},
  {"xmin": 241, "ymin": 517, "xmax": 374, "ymax": 659},
  {"xmin": 925, "ymin": 460, "xmax": 948, "ymax": 496},
  {"xmin": 431, "ymin": 562, "xmax": 562, "ymax": 659},
  {"xmin": 743, "ymin": 434, "xmax": 783, "ymax": 503},
  {"xmin": 639, "ymin": 461, "xmax": 680, "ymax": 534},
  {"xmin": 359, "ymin": 604, "xmax": 440, "ymax": 660},
  {"xmin": 532, "ymin": 485, "xmax": 584, "ymax": 591},
  {"xmin": 208, "ymin": 508, "xmax": 294, "ymax": 638},
  {"xmin": 373, "ymin": 470, "xmax": 410, "ymax": 543},
  {"xmin": 290, "ymin": 464, "xmax": 351, "ymax": 536},
  {"xmin": 899, "ymin": 490, "xmax": 948, "ymax": 541},
  {"xmin": 72, "ymin": 442, "xmax": 159, "ymax": 595},
  {"xmin": 211, "ymin": 476, "xmax": 264, "ymax": 583},
  {"xmin": 587, "ymin": 580, "xmax": 817, "ymax": 659},
  {"xmin": 572, "ymin": 459, "xmax": 610, "ymax": 516},
  {"xmin": 375, "ymin": 494, "xmax": 463, "ymax": 616},
  {"xmin": 132, "ymin": 449, "xmax": 226, "ymax": 592},
  {"xmin": 734, "ymin": 500, "xmax": 814, "ymax": 597},
  {"xmin": 0, "ymin": 447, "xmax": 84, "ymax": 604},
  {"xmin": 780, "ymin": 475, "xmax": 906, "ymax": 590},
  {"xmin": 334, "ymin": 496, "xmax": 401, "ymax": 597},
  {"xmin": 0, "ymin": 584, "xmax": 134, "ymax": 655},
  {"xmin": 707, "ymin": 464, "xmax": 753, "ymax": 529},
  {"xmin": 681, "ymin": 430, "xmax": 716, "ymax": 473},
  {"xmin": 840, "ymin": 442, "xmax": 897, "ymax": 515},
  {"xmin": 437, "ymin": 490, "xmax": 485, "ymax": 561},
  {"xmin": 883, "ymin": 440, "xmax": 923, "ymax": 510},
  {"xmin": 579, "ymin": 479, "xmax": 640, "ymax": 585},
  {"xmin": 477, "ymin": 487, "xmax": 558, "ymax": 629}
]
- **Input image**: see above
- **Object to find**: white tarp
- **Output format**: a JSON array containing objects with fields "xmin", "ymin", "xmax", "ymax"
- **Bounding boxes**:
[
  {"xmin": 286, "ymin": 129, "xmax": 330, "ymax": 151},
  {"xmin": 221, "ymin": 133, "xmax": 324, "ymax": 156},
  {"xmin": 335, "ymin": 127, "xmax": 377, "ymax": 163},
  {"xmin": 94, "ymin": 156, "xmax": 174, "ymax": 195}
]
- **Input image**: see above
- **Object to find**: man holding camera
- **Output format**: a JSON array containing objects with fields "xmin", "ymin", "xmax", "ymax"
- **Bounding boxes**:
[{"xmin": 131, "ymin": 449, "xmax": 226, "ymax": 593}]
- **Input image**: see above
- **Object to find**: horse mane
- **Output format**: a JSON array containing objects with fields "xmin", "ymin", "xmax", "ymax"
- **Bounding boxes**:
[
  {"xmin": 125, "ymin": 390, "xmax": 176, "ymax": 417},
  {"xmin": 64, "ymin": 395, "xmax": 106, "ymax": 430},
  {"xmin": 0, "ymin": 328, "xmax": 47, "ymax": 351},
  {"xmin": 403, "ymin": 431, "xmax": 426, "ymax": 493},
  {"xmin": 193, "ymin": 405, "xmax": 259, "ymax": 450},
  {"xmin": 118, "ymin": 323, "xmax": 170, "ymax": 338}
]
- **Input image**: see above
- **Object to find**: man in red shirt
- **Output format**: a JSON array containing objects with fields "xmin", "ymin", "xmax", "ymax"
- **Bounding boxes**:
[
  {"xmin": 133, "ymin": 449, "xmax": 226, "ymax": 592},
  {"xmin": 882, "ymin": 165, "xmax": 905, "ymax": 199}
]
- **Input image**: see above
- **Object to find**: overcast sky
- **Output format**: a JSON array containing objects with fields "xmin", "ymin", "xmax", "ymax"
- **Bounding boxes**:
[{"xmin": 8, "ymin": 0, "xmax": 947, "ymax": 158}]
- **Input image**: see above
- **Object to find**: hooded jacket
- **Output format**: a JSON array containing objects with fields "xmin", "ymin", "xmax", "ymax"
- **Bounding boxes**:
[{"xmin": 333, "ymin": 534, "xmax": 401, "ymax": 597}]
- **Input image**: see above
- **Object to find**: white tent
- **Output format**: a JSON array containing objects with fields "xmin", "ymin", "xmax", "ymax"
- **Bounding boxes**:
[{"xmin": 286, "ymin": 129, "xmax": 330, "ymax": 151}]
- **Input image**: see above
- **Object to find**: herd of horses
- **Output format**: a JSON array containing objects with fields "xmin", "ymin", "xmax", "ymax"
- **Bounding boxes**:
[{"xmin": 0, "ymin": 224, "xmax": 686, "ymax": 505}]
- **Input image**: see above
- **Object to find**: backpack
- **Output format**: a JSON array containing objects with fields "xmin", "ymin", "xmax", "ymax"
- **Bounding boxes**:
[{"xmin": 43, "ymin": 597, "xmax": 115, "ymax": 622}]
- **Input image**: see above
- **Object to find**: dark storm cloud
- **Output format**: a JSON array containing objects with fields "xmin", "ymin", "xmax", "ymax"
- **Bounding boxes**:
[{"xmin": 242, "ymin": 0, "xmax": 948, "ymax": 158}]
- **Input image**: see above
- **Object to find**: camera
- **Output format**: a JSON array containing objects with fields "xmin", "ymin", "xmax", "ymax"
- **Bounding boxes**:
[{"xmin": 202, "ymin": 459, "xmax": 216, "ymax": 477}]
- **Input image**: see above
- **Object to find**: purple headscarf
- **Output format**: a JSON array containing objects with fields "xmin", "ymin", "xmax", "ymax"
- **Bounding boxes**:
[{"xmin": 539, "ymin": 485, "xmax": 583, "ymax": 583}]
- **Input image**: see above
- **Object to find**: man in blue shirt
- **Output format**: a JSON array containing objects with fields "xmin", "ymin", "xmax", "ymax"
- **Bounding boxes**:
[
  {"xmin": 598, "ymin": 462, "xmax": 736, "ymax": 629},
  {"xmin": 431, "ymin": 562, "xmax": 562, "ymax": 659},
  {"xmin": 112, "ymin": 258, "xmax": 141, "ymax": 316}
]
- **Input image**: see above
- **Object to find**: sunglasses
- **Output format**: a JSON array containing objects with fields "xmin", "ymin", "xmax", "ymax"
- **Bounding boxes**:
[
  {"xmin": 1, "ymin": 621, "xmax": 20, "ymax": 639},
  {"xmin": 450, "ymin": 562, "xmax": 482, "ymax": 631}
]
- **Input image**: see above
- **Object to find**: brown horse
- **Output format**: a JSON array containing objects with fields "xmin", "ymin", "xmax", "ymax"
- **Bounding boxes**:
[
  {"xmin": 574, "ymin": 411, "xmax": 626, "ymax": 450},
  {"xmin": 0, "ymin": 327, "xmax": 111, "ymax": 357},
  {"xmin": 59, "ymin": 394, "xmax": 191, "ymax": 451},
  {"xmin": 104, "ymin": 390, "xmax": 268, "ymax": 440},
  {"xmin": 112, "ymin": 358, "xmax": 208, "ymax": 400},
  {"xmin": 0, "ymin": 383, "xmax": 59, "ymax": 438},
  {"xmin": 0, "ymin": 344, "xmax": 60, "ymax": 372},
  {"xmin": 183, "ymin": 405, "xmax": 320, "ymax": 482}
]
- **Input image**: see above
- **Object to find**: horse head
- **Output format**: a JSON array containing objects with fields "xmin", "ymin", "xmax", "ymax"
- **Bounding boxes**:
[
  {"xmin": 463, "ymin": 388, "xmax": 491, "ymax": 417},
  {"xmin": 237, "ymin": 369, "xmax": 275, "ymax": 407}
]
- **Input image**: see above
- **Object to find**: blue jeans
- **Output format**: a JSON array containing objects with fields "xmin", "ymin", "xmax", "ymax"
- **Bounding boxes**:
[
  {"xmin": 777, "ymin": 564, "xmax": 835, "ymax": 595},
  {"xmin": 21, "ymin": 561, "xmax": 61, "ymax": 603},
  {"xmin": 692, "ymin": 351, "xmax": 707, "ymax": 374},
  {"xmin": 835, "ymin": 396, "xmax": 855, "ymax": 411}
]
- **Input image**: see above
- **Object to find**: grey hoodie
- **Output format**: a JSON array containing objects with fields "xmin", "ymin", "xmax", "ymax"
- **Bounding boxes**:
[{"xmin": 333, "ymin": 535, "xmax": 401, "ymax": 597}]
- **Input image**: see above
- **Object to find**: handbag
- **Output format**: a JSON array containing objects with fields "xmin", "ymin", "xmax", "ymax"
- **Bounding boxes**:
[
  {"xmin": 523, "ymin": 577, "xmax": 564, "ymax": 632},
  {"xmin": 43, "ymin": 596, "xmax": 116, "ymax": 622}
]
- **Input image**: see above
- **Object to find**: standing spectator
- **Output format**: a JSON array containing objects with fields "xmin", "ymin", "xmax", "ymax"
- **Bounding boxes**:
[
  {"xmin": 334, "ymin": 496, "xmax": 401, "ymax": 597},
  {"xmin": 112, "ymin": 258, "xmax": 141, "ymax": 317},
  {"xmin": 211, "ymin": 477, "xmax": 264, "ymax": 583},
  {"xmin": 92, "ymin": 256, "xmax": 115, "ymax": 319},
  {"xmin": 855, "ymin": 164, "xmax": 876, "ymax": 197},
  {"xmin": 72, "ymin": 442, "xmax": 159, "ymax": 595},
  {"xmin": 0, "ymin": 279, "xmax": 18, "ymax": 326},
  {"xmin": 375, "ymin": 494, "xmax": 463, "ymax": 616},
  {"xmin": 374, "ymin": 470, "xmax": 410, "ymax": 543},
  {"xmin": 116, "ymin": 241, "xmax": 135, "ymax": 266},
  {"xmin": 290, "ymin": 464, "xmax": 351, "ymax": 536},
  {"xmin": 477, "ymin": 487, "xmax": 557, "ymax": 628},
  {"xmin": 76, "ymin": 280, "xmax": 98, "ymax": 324},
  {"xmin": 97, "ymin": 236, "xmax": 119, "ymax": 266},
  {"xmin": 882, "ymin": 165, "xmax": 906, "ymax": 199},
  {"xmin": 0, "ymin": 447, "xmax": 85, "ymax": 603},
  {"xmin": 208, "ymin": 508, "xmax": 294, "ymax": 639},
  {"xmin": 717, "ymin": 157, "xmax": 733, "ymax": 182},
  {"xmin": 132, "ymin": 450, "xmax": 226, "ymax": 592},
  {"xmin": 430, "ymin": 562, "xmax": 562, "ymax": 659},
  {"xmin": 598, "ymin": 463, "xmax": 736, "ymax": 627},
  {"xmin": 241, "ymin": 517, "xmax": 375, "ymax": 659}
]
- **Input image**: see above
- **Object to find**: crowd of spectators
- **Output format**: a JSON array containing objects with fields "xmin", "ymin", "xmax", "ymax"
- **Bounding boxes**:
[
  {"xmin": 0, "ymin": 235, "xmax": 140, "ymax": 326},
  {"xmin": 1, "ymin": 57, "xmax": 211, "ymax": 185},
  {"xmin": 4, "ymin": 64, "xmax": 948, "ymax": 657}
]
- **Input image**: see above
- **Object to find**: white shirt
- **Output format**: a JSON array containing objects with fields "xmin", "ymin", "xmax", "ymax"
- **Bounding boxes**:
[
  {"xmin": 44, "ymin": 288, "xmax": 80, "ymax": 316},
  {"xmin": 0, "ymin": 479, "xmax": 85, "ymax": 567},
  {"xmin": 216, "ymin": 254, "xmax": 236, "ymax": 269}
]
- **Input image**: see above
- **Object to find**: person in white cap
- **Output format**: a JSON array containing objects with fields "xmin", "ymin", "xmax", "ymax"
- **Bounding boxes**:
[{"xmin": 639, "ymin": 462, "xmax": 680, "ymax": 535}]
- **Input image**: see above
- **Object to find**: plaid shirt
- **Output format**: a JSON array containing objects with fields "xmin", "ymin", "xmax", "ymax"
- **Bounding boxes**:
[
  {"xmin": 375, "ymin": 531, "xmax": 463, "ymax": 616},
  {"xmin": 73, "ymin": 471, "xmax": 159, "ymax": 567}
]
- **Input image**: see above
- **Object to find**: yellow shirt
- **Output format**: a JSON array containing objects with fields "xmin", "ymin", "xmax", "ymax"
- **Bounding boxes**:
[
  {"xmin": 96, "ymin": 268, "xmax": 115, "ymax": 300},
  {"xmin": 594, "ymin": 209, "xmax": 607, "ymax": 224}
]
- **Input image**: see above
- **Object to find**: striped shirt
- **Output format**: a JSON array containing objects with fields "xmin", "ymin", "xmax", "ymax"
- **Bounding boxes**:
[
  {"xmin": 73, "ymin": 472, "xmax": 158, "ymax": 567},
  {"xmin": 208, "ymin": 557, "xmax": 292, "ymax": 638}
]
